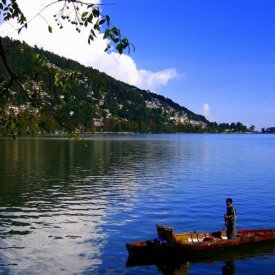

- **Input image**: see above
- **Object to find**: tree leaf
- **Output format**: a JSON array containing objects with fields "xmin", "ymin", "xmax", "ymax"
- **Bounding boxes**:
[
  {"xmin": 103, "ymin": 29, "xmax": 110, "ymax": 40},
  {"xmin": 82, "ymin": 11, "xmax": 88, "ymax": 18},
  {"xmin": 94, "ymin": 23, "xmax": 100, "ymax": 31},
  {"xmin": 98, "ymin": 19, "xmax": 105, "ymax": 25},
  {"xmin": 92, "ymin": 8, "xmax": 99, "ymax": 18},
  {"xmin": 87, "ymin": 14, "xmax": 93, "ymax": 23},
  {"xmin": 105, "ymin": 15, "xmax": 110, "ymax": 26}
]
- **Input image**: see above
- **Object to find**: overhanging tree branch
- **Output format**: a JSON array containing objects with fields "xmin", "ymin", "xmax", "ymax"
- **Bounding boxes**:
[
  {"xmin": 0, "ymin": 37, "xmax": 33, "ymax": 101},
  {"xmin": 0, "ymin": 0, "xmax": 133, "ymax": 135}
]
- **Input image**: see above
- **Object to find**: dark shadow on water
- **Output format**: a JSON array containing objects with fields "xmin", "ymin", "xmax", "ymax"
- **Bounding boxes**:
[
  {"xmin": 126, "ymin": 242, "xmax": 275, "ymax": 275},
  {"xmin": 222, "ymin": 261, "xmax": 235, "ymax": 275}
]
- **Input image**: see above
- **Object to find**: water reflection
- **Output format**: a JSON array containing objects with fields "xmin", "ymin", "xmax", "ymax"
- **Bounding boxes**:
[
  {"xmin": 156, "ymin": 261, "xmax": 236, "ymax": 275},
  {"xmin": 222, "ymin": 261, "xmax": 235, "ymax": 275},
  {"xmin": 127, "ymin": 242, "xmax": 275, "ymax": 275},
  {"xmin": 1, "ymin": 135, "xmax": 275, "ymax": 274},
  {"xmin": 0, "ymin": 136, "xmax": 192, "ymax": 273},
  {"xmin": 158, "ymin": 261, "xmax": 235, "ymax": 275},
  {"xmin": 0, "ymin": 138, "xmax": 123, "ymax": 273}
]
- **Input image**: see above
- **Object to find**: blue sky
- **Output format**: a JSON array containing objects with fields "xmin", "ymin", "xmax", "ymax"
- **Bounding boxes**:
[
  {"xmin": 1, "ymin": 0, "xmax": 275, "ymax": 129},
  {"xmin": 103, "ymin": 0, "xmax": 275, "ymax": 129}
]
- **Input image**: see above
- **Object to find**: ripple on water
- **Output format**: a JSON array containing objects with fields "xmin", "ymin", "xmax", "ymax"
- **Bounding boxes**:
[{"xmin": 0, "ymin": 135, "xmax": 275, "ymax": 274}]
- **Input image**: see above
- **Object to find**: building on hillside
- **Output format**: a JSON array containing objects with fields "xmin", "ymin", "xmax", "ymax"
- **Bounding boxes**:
[{"xmin": 93, "ymin": 118, "xmax": 103, "ymax": 127}]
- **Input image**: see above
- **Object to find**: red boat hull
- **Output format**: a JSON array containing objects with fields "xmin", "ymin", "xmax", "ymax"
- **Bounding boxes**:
[{"xmin": 126, "ymin": 225, "xmax": 275, "ymax": 257}]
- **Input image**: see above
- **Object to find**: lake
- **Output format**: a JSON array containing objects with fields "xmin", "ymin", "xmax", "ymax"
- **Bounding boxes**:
[{"xmin": 0, "ymin": 134, "xmax": 274, "ymax": 274}]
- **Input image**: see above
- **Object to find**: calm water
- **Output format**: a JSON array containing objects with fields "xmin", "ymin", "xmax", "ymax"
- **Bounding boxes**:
[{"xmin": 0, "ymin": 134, "xmax": 274, "ymax": 274}]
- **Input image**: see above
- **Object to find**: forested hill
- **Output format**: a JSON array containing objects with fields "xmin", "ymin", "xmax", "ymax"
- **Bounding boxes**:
[{"xmin": 0, "ymin": 36, "xmax": 248, "ymax": 134}]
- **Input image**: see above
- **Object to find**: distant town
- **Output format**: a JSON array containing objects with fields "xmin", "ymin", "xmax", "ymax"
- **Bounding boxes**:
[{"xmin": 261, "ymin": 127, "xmax": 275, "ymax": 134}]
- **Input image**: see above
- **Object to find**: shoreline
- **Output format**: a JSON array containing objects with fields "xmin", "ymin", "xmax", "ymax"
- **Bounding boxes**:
[{"xmin": 0, "ymin": 131, "xmax": 267, "ymax": 139}]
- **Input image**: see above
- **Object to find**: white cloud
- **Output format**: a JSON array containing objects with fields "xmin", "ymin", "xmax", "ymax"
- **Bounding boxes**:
[
  {"xmin": 202, "ymin": 103, "xmax": 213, "ymax": 121},
  {"xmin": 92, "ymin": 52, "xmax": 179, "ymax": 90},
  {"xmin": 0, "ymin": 0, "xmax": 179, "ymax": 91},
  {"xmin": 203, "ymin": 103, "xmax": 209, "ymax": 113}
]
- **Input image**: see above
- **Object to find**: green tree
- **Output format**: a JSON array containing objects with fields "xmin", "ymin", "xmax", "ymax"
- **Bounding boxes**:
[
  {"xmin": 249, "ymin": 125, "xmax": 255, "ymax": 132},
  {"xmin": 0, "ymin": 0, "xmax": 131, "ymax": 136}
]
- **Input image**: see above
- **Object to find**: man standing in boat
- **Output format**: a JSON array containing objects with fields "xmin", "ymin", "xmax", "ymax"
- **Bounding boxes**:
[{"xmin": 224, "ymin": 198, "xmax": 237, "ymax": 239}]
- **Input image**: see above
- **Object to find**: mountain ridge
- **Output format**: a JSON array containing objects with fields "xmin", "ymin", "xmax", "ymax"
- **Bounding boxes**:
[{"xmin": 0, "ymin": 36, "xmax": 248, "ymax": 134}]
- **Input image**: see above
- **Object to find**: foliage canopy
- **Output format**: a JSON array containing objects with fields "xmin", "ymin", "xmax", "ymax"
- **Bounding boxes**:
[
  {"xmin": 0, "ymin": 0, "xmax": 132, "ymax": 136},
  {"xmin": 0, "ymin": 37, "xmax": 250, "ymax": 136}
]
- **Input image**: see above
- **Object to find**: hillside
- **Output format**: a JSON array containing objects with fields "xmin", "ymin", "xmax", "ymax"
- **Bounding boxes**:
[{"xmin": 0, "ymin": 36, "xmax": 247, "ymax": 135}]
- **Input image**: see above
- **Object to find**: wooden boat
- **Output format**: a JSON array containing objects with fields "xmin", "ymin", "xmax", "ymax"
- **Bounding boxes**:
[{"xmin": 126, "ymin": 224, "xmax": 275, "ymax": 257}]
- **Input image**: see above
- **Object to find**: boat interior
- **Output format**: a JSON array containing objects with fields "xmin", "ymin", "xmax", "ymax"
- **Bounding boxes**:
[{"xmin": 156, "ymin": 224, "xmax": 228, "ymax": 244}]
